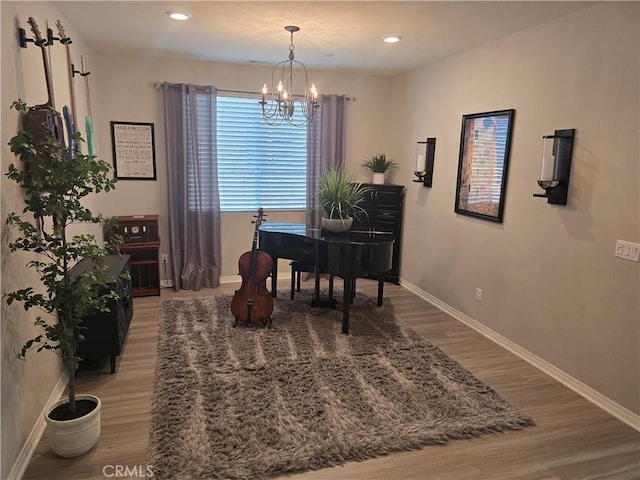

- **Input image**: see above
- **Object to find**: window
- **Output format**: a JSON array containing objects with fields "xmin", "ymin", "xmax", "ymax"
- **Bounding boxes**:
[{"xmin": 216, "ymin": 95, "xmax": 308, "ymax": 211}]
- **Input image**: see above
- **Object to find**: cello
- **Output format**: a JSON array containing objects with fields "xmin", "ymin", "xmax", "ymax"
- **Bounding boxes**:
[{"xmin": 231, "ymin": 208, "xmax": 274, "ymax": 327}]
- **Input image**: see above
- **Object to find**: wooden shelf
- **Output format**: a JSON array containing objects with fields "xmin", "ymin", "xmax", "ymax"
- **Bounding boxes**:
[
  {"xmin": 130, "ymin": 259, "xmax": 159, "ymax": 266},
  {"xmin": 113, "ymin": 215, "xmax": 161, "ymax": 297}
]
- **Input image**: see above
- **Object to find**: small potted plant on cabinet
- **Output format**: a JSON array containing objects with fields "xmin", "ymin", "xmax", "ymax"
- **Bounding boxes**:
[
  {"xmin": 4, "ymin": 100, "xmax": 122, "ymax": 457},
  {"xmin": 316, "ymin": 168, "xmax": 369, "ymax": 232},
  {"xmin": 361, "ymin": 153, "xmax": 397, "ymax": 184}
]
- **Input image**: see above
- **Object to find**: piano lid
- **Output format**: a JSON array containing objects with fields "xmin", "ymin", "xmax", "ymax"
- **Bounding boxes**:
[{"xmin": 259, "ymin": 222, "xmax": 394, "ymax": 245}]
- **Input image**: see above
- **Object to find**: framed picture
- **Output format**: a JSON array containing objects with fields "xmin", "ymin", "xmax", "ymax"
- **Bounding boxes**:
[
  {"xmin": 110, "ymin": 121, "xmax": 157, "ymax": 180},
  {"xmin": 454, "ymin": 109, "xmax": 515, "ymax": 223}
]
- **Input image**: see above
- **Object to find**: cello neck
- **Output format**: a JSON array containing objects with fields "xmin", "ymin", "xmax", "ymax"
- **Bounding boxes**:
[{"xmin": 249, "ymin": 208, "xmax": 265, "ymax": 277}]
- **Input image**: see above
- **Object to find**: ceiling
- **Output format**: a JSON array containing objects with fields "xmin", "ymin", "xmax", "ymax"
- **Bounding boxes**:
[{"xmin": 52, "ymin": 1, "xmax": 594, "ymax": 75}]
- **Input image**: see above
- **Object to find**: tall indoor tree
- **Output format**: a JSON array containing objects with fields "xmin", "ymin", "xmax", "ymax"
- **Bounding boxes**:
[{"xmin": 5, "ymin": 99, "xmax": 122, "ymax": 418}]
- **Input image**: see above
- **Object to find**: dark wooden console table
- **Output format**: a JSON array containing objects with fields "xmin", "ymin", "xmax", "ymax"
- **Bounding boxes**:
[{"xmin": 73, "ymin": 255, "xmax": 133, "ymax": 373}]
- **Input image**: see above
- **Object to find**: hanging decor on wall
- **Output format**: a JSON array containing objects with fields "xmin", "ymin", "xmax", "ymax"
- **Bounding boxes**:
[
  {"xmin": 454, "ymin": 109, "xmax": 515, "ymax": 223},
  {"xmin": 533, "ymin": 129, "xmax": 575, "ymax": 205},
  {"xmin": 110, "ymin": 121, "xmax": 157, "ymax": 180},
  {"xmin": 413, "ymin": 138, "xmax": 436, "ymax": 187},
  {"xmin": 260, "ymin": 26, "xmax": 318, "ymax": 127}
]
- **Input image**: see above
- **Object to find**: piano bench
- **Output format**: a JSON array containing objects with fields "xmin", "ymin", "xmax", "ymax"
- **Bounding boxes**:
[{"xmin": 291, "ymin": 261, "xmax": 344, "ymax": 300}]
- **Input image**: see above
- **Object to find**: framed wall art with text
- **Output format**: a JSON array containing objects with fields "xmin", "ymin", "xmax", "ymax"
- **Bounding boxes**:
[{"xmin": 110, "ymin": 121, "xmax": 157, "ymax": 180}]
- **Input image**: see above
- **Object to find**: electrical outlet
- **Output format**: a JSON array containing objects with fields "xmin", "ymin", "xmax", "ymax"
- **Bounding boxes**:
[
  {"xmin": 615, "ymin": 240, "xmax": 640, "ymax": 262},
  {"xmin": 475, "ymin": 288, "xmax": 482, "ymax": 302},
  {"xmin": 161, "ymin": 254, "xmax": 169, "ymax": 264}
]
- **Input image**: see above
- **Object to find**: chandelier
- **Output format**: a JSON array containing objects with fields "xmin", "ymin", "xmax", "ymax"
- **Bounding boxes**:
[{"xmin": 260, "ymin": 26, "xmax": 318, "ymax": 127}]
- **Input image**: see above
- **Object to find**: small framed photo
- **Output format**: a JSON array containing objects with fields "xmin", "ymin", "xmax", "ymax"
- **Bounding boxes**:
[
  {"xmin": 454, "ymin": 109, "xmax": 515, "ymax": 223},
  {"xmin": 110, "ymin": 121, "xmax": 157, "ymax": 180}
]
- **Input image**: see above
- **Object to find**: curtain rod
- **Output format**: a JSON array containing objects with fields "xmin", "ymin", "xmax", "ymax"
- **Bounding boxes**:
[{"xmin": 150, "ymin": 81, "xmax": 355, "ymax": 101}]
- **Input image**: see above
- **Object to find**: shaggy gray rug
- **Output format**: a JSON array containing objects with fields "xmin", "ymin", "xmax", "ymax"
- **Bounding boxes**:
[{"xmin": 148, "ymin": 290, "xmax": 534, "ymax": 479}]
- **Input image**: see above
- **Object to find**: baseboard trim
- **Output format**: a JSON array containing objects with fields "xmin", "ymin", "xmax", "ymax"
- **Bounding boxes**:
[
  {"xmin": 219, "ymin": 275, "xmax": 240, "ymax": 284},
  {"xmin": 161, "ymin": 274, "xmax": 294, "ymax": 288},
  {"xmin": 400, "ymin": 278, "xmax": 640, "ymax": 432},
  {"xmin": 9, "ymin": 373, "xmax": 67, "ymax": 480},
  {"xmin": 219, "ymin": 274, "xmax": 292, "ymax": 285}
]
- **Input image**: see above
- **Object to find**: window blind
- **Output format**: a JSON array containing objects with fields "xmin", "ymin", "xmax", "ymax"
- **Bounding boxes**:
[{"xmin": 216, "ymin": 95, "xmax": 308, "ymax": 211}]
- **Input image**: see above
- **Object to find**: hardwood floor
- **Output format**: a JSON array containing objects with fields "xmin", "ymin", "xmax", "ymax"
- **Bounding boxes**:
[{"xmin": 23, "ymin": 279, "xmax": 640, "ymax": 480}]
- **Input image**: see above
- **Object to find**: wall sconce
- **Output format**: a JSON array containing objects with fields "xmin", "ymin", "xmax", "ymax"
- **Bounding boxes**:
[
  {"xmin": 533, "ymin": 129, "xmax": 575, "ymax": 205},
  {"xmin": 413, "ymin": 138, "xmax": 436, "ymax": 187}
]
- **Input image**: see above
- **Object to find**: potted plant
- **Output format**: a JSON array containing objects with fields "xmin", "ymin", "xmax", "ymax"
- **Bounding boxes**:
[
  {"xmin": 4, "ymin": 100, "xmax": 122, "ymax": 457},
  {"xmin": 316, "ymin": 168, "xmax": 369, "ymax": 232},
  {"xmin": 361, "ymin": 153, "xmax": 397, "ymax": 184}
]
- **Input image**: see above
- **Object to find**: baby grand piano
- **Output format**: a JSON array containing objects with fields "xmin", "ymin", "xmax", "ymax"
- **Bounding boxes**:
[{"xmin": 258, "ymin": 223, "xmax": 394, "ymax": 333}]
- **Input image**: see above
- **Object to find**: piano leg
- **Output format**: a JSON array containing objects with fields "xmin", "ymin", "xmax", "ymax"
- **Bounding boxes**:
[
  {"xmin": 377, "ymin": 274, "xmax": 384, "ymax": 306},
  {"xmin": 270, "ymin": 258, "xmax": 278, "ymax": 297},
  {"xmin": 314, "ymin": 268, "xmax": 321, "ymax": 305},
  {"xmin": 328, "ymin": 274, "xmax": 334, "ymax": 303},
  {"xmin": 342, "ymin": 276, "xmax": 352, "ymax": 334}
]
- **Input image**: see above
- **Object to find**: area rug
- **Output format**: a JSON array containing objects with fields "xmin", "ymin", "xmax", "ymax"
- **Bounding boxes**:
[{"xmin": 148, "ymin": 290, "xmax": 534, "ymax": 479}]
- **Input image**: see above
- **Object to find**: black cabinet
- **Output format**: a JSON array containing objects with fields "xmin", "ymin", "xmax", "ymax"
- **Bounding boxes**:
[
  {"xmin": 72, "ymin": 255, "xmax": 133, "ymax": 373},
  {"xmin": 354, "ymin": 183, "xmax": 405, "ymax": 284}
]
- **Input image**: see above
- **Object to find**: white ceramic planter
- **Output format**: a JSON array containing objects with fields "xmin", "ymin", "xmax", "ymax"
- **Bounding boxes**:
[
  {"xmin": 372, "ymin": 172, "xmax": 385, "ymax": 184},
  {"xmin": 45, "ymin": 394, "xmax": 101, "ymax": 457},
  {"xmin": 322, "ymin": 217, "xmax": 353, "ymax": 233}
]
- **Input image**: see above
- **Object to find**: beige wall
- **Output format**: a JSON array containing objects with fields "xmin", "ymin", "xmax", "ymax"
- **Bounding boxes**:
[
  {"xmin": 401, "ymin": 2, "xmax": 639, "ymax": 414},
  {"xmin": 1, "ymin": 1, "xmax": 638, "ymax": 477},
  {"xmin": 90, "ymin": 52, "xmax": 402, "ymax": 278},
  {"xmin": 1, "ymin": 2, "xmax": 98, "ymax": 478}
]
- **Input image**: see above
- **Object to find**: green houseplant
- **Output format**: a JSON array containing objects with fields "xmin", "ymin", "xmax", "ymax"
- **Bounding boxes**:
[
  {"xmin": 5, "ymin": 100, "xmax": 122, "ymax": 456},
  {"xmin": 361, "ymin": 153, "xmax": 397, "ymax": 184},
  {"xmin": 316, "ymin": 168, "xmax": 369, "ymax": 232}
]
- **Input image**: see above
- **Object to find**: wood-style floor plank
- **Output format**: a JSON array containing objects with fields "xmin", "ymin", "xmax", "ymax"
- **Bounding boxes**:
[{"xmin": 22, "ymin": 279, "xmax": 640, "ymax": 480}]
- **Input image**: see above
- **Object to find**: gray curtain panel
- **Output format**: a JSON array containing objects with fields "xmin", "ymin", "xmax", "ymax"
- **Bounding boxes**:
[
  {"xmin": 163, "ymin": 83, "xmax": 222, "ymax": 291},
  {"xmin": 306, "ymin": 94, "xmax": 347, "ymax": 226}
]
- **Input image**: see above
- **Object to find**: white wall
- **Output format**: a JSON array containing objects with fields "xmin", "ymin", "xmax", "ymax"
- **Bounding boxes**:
[
  {"xmin": 401, "ymin": 2, "xmax": 639, "ymax": 414},
  {"xmin": 1, "ymin": 2, "xmax": 98, "ymax": 478}
]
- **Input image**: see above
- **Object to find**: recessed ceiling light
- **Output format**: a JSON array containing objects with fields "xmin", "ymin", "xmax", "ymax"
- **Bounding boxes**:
[
  {"xmin": 383, "ymin": 35, "xmax": 402, "ymax": 44},
  {"xmin": 167, "ymin": 11, "xmax": 191, "ymax": 21}
]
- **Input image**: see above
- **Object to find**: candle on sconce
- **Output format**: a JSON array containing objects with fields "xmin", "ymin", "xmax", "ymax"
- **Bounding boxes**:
[
  {"xmin": 414, "ymin": 138, "xmax": 436, "ymax": 186},
  {"xmin": 415, "ymin": 141, "xmax": 428, "ymax": 173}
]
